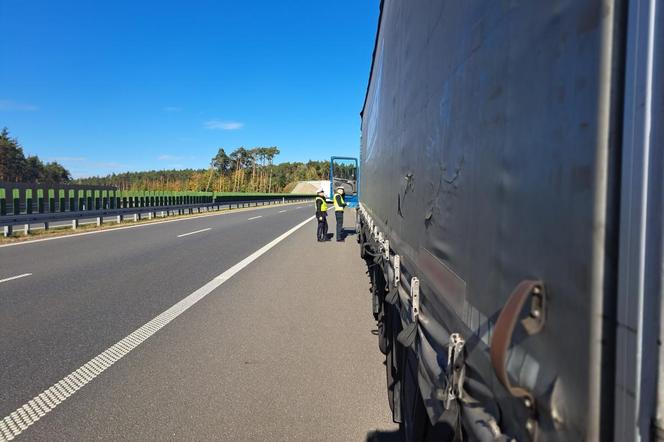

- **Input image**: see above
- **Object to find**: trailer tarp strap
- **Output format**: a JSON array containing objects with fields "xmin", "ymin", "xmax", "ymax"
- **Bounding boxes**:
[{"xmin": 490, "ymin": 280, "xmax": 545, "ymax": 403}]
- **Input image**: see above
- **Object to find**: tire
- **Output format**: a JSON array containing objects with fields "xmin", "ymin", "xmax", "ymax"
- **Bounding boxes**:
[{"xmin": 360, "ymin": 233, "xmax": 367, "ymax": 259}]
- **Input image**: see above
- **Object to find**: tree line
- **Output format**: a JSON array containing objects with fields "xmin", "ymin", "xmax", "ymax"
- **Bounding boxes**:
[
  {"xmin": 77, "ymin": 147, "xmax": 330, "ymax": 192},
  {"xmin": 211, "ymin": 146, "xmax": 281, "ymax": 192},
  {"xmin": 0, "ymin": 128, "xmax": 71, "ymax": 183},
  {"xmin": 0, "ymin": 128, "xmax": 330, "ymax": 192}
]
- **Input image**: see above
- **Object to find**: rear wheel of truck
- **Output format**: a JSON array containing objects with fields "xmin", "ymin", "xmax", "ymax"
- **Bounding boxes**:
[{"xmin": 369, "ymin": 264, "xmax": 390, "ymax": 354}]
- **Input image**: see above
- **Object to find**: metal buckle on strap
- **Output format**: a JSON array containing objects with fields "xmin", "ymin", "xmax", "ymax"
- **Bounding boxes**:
[
  {"xmin": 443, "ymin": 333, "xmax": 465, "ymax": 410},
  {"xmin": 410, "ymin": 277, "xmax": 420, "ymax": 321},
  {"xmin": 393, "ymin": 255, "xmax": 401, "ymax": 287}
]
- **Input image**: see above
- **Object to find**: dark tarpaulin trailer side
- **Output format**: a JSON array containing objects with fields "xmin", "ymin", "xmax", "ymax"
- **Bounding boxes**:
[{"xmin": 359, "ymin": 1, "xmax": 626, "ymax": 440}]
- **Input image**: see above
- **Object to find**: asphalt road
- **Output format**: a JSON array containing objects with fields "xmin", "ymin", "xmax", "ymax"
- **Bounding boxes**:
[
  {"xmin": 0, "ymin": 204, "xmax": 397, "ymax": 441},
  {"xmin": 8, "ymin": 201, "xmax": 288, "ymax": 233}
]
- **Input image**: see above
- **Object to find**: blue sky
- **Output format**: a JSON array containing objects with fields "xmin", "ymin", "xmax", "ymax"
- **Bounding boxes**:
[{"xmin": 0, "ymin": 0, "xmax": 379, "ymax": 178}]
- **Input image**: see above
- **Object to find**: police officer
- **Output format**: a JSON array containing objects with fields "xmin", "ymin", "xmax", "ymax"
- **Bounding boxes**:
[
  {"xmin": 315, "ymin": 188, "xmax": 328, "ymax": 242},
  {"xmin": 333, "ymin": 186, "xmax": 347, "ymax": 242}
]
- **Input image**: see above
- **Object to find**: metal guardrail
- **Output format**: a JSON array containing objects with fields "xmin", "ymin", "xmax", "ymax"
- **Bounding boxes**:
[
  {"xmin": 1, "ymin": 196, "xmax": 313, "ymax": 236},
  {"xmin": 0, "ymin": 182, "xmax": 313, "ymax": 215}
]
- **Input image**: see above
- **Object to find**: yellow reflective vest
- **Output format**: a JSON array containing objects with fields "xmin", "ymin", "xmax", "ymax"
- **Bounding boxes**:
[
  {"xmin": 315, "ymin": 196, "xmax": 328, "ymax": 212},
  {"xmin": 333, "ymin": 193, "xmax": 346, "ymax": 211}
]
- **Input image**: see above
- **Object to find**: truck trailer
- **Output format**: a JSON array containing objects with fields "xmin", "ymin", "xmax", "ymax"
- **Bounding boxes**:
[{"xmin": 356, "ymin": 0, "xmax": 663, "ymax": 440}]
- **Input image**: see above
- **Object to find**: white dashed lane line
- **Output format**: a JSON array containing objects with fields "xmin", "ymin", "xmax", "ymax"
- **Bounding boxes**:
[
  {"xmin": 0, "ymin": 216, "xmax": 315, "ymax": 442},
  {"xmin": 0, "ymin": 273, "xmax": 32, "ymax": 284},
  {"xmin": 176, "ymin": 228, "xmax": 211, "ymax": 238},
  {"xmin": 247, "ymin": 216, "xmax": 262, "ymax": 220},
  {"xmin": 278, "ymin": 210, "xmax": 287, "ymax": 213}
]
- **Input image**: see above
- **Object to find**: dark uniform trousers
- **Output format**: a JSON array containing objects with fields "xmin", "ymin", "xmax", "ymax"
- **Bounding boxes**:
[
  {"xmin": 335, "ymin": 211, "xmax": 343, "ymax": 241},
  {"xmin": 317, "ymin": 214, "xmax": 328, "ymax": 241}
]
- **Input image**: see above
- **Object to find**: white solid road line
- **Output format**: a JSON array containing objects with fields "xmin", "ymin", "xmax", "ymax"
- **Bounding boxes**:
[
  {"xmin": 0, "ymin": 273, "xmax": 32, "ymax": 284},
  {"xmin": 177, "ymin": 228, "xmax": 211, "ymax": 238},
  {"xmin": 0, "ymin": 216, "xmax": 315, "ymax": 442},
  {"xmin": 247, "ymin": 215, "xmax": 262, "ymax": 220}
]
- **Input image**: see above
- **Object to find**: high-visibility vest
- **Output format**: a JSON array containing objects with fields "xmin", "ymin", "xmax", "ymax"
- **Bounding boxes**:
[
  {"xmin": 315, "ymin": 196, "xmax": 328, "ymax": 212},
  {"xmin": 333, "ymin": 193, "xmax": 345, "ymax": 211}
]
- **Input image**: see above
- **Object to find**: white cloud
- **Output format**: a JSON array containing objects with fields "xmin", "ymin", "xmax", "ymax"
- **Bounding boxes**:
[
  {"xmin": 158, "ymin": 154, "xmax": 182, "ymax": 161},
  {"xmin": 48, "ymin": 156, "xmax": 87, "ymax": 162},
  {"xmin": 163, "ymin": 106, "xmax": 181, "ymax": 112},
  {"xmin": 0, "ymin": 99, "xmax": 38, "ymax": 111},
  {"xmin": 204, "ymin": 120, "xmax": 244, "ymax": 130}
]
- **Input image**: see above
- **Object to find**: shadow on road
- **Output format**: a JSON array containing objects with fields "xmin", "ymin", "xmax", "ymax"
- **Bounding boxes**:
[
  {"xmin": 342, "ymin": 227, "xmax": 357, "ymax": 237},
  {"xmin": 366, "ymin": 429, "xmax": 403, "ymax": 442}
]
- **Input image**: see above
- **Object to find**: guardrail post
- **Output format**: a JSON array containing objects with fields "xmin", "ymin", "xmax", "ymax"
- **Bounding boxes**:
[
  {"xmin": 44, "ymin": 222, "xmax": 49, "ymax": 230},
  {"xmin": 133, "ymin": 214, "xmax": 139, "ymax": 222},
  {"xmin": 148, "ymin": 211, "xmax": 154, "ymax": 220},
  {"xmin": 116, "ymin": 215, "xmax": 123, "ymax": 223},
  {"xmin": 96, "ymin": 217, "xmax": 102, "ymax": 227},
  {"xmin": 282, "ymin": 197, "xmax": 285, "ymax": 204},
  {"xmin": 72, "ymin": 219, "xmax": 79, "ymax": 230},
  {"xmin": 161, "ymin": 210, "xmax": 166, "ymax": 217},
  {"xmin": 12, "ymin": 189, "xmax": 20, "ymax": 215},
  {"xmin": 23, "ymin": 224, "xmax": 30, "ymax": 235},
  {"xmin": 3, "ymin": 225, "xmax": 12, "ymax": 237}
]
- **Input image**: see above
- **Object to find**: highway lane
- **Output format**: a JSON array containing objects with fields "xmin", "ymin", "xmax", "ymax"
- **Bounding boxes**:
[
  {"xmin": 1, "ymin": 209, "xmax": 396, "ymax": 440},
  {"xmin": 0, "ymin": 203, "xmax": 316, "ymax": 420},
  {"xmin": 9, "ymin": 200, "xmax": 297, "ymax": 233}
]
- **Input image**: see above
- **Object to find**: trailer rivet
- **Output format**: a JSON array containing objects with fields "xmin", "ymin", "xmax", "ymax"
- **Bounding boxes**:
[
  {"xmin": 526, "ymin": 420, "xmax": 534, "ymax": 431},
  {"xmin": 524, "ymin": 398, "xmax": 532, "ymax": 408},
  {"xmin": 530, "ymin": 309, "xmax": 540, "ymax": 319}
]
